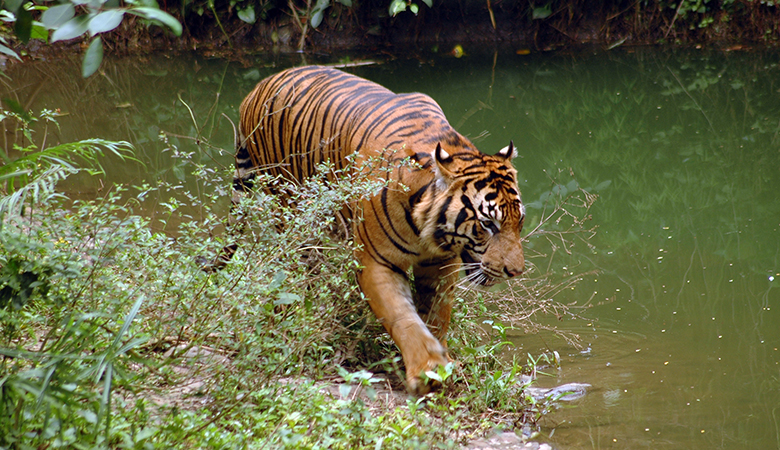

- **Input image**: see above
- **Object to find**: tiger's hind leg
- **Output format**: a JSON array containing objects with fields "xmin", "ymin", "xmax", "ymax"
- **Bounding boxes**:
[{"xmin": 199, "ymin": 133, "xmax": 254, "ymax": 273}]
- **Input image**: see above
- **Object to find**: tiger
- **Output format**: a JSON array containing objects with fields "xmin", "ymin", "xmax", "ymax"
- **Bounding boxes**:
[{"xmin": 222, "ymin": 65, "xmax": 526, "ymax": 395}]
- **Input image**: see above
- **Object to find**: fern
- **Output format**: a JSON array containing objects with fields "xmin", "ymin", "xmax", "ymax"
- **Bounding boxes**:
[
  {"xmin": 0, "ymin": 139, "xmax": 134, "ymax": 220},
  {"xmin": 1, "ymin": 139, "xmax": 135, "ymax": 184},
  {"xmin": 0, "ymin": 166, "xmax": 73, "ymax": 220}
]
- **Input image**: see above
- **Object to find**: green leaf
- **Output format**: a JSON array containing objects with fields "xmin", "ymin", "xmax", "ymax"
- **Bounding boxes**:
[
  {"xmin": 273, "ymin": 292, "xmax": 300, "ymax": 306},
  {"xmin": 30, "ymin": 22, "xmax": 48, "ymax": 41},
  {"xmin": 410, "ymin": 3, "xmax": 418, "ymax": 14},
  {"xmin": 0, "ymin": 43, "xmax": 21, "ymax": 61},
  {"xmin": 421, "ymin": 0, "xmax": 432, "ymax": 7},
  {"xmin": 310, "ymin": 0, "xmax": 328, "ymax": 27},
  {"xmin": 88, "ymin": 9, "xmax": 124, "ymax": 35},
  {"xmin": 128, "ymin": 7, "xmax": 182, "ymax": 36},
  {"xmin": 41, "ymin": 3, "xmax": 75, "ymax": 29},
  {"xmin": 335, "ymin": 0, "xmax": 352, "ymax": 6},
  {"xmin": 51, "ymin": 15, "xmax": 89, "ymax": 42},
  {"xmin": 86, "ymin": 0, "xmax": 105, "ymax": 12},
  {"xmin": 242, "ymin": 68, "xmax": 260, "ymax": 80},
  {"xmin": 532, "ymin": 5, "xmax": 552, "ymax": 20},
  {"xmin": 130, "ymin": 0, "xmax": 159, "ymax": 7},
  {"xmin": 269, "ymin": 269, "xmax": 287, "ymax": 291},
  {"xmin": 310, "ymin": 10, "xmax": 324, "ymax": 28},
  {"xmin": 82, "ymin": 36, "xmax": 103, "ymax": 77},
  {"xmin": 389, "ymin": 0, "xmax": 406, "ymax": 16},
  {"xmin": 424, "ymin": 368, "xmax": 442, "ymax": 382},
  {"xmin": 237, "ymin": 5, "xmax": 255, "ymax": 24},
  {"xmin": 79, "ymin": 409, "xmax": 98, "ymax": 425},
  {"xmin": 339, "ymin": 384, "xmax": 352, "ymax": 398},
  {"xmin": 14, "ymin": 5, "xmax": 32, "ymax": 44},
  {"xmin": 115, "ymin": 293, "xmax": 145, "ymax": 345}
]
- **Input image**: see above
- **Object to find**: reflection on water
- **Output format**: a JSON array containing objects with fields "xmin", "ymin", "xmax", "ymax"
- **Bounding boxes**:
[{"xmin": 3, "ymin": 48, "xmax": 779, "ymax": 449}]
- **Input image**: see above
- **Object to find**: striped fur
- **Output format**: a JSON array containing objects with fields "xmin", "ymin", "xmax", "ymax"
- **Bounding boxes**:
[{"xmin": 231, "ymin": 66, "xmax": 525, "ymax": 394}]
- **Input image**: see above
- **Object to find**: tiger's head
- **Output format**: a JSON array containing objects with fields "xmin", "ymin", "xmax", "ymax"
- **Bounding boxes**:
[{"xmin": 418, "ymin": 142, "xmax": 525, "ymax": 286}]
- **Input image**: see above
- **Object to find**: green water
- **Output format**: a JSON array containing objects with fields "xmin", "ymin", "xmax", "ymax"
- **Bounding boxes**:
[{"xmin": 4, "ymin": 48, "xmax": 779, "ymax": 449}]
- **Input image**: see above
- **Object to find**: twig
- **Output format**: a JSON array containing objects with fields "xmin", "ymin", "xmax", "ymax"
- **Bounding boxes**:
[
  {"xmin": 289, "ymin": 0, "xmax": 310, "ymax": 51},
  {"xmin": 664, "ymin": 0, "xmax": 684, "ymax": 39},
  {"xmin": 547, "ymin": 23, "xmax": 577, "ymax": 42},
  {"xmin": 486, "ymin": 0, "xmax": 496, "ymax": 29}
]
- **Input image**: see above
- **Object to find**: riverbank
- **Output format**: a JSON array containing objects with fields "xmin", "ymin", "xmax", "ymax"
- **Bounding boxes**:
[{"xmin": 5, "ymin": 0, "xmax": 780, "ymax": 68}]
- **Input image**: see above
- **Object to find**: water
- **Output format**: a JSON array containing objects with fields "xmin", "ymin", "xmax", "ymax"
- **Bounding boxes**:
[{"xmin": 3, "ymin": 47, "xmax": 779, "ymax": 449}]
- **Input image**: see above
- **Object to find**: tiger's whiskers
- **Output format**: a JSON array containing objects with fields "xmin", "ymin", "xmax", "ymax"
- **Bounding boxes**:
[
  {"xmin": 442, "ymin": 262, "xmax": 479, "ymax": 280},
  {"xmin": 456, "ymin": 268, "xmax": 490, "ymax": 290}
]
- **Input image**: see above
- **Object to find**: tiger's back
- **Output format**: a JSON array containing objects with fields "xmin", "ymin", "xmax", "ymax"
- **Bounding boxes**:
[
  {"xmin": 235, "ymin": 65, "xmax": 469, "ymax": 192},
  {"xmin": 230, "ymin": 65, "xmax": 526, "ymax": 395}
]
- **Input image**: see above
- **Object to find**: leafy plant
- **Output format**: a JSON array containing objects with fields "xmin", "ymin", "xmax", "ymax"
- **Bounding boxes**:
[
  {"xmin": 309, "ymin": 0, "xmax": 351, "ymax": 28},
  {"xmin": 0, "ymin": 84, "xmax": 601, "ymax": 447},
  {"xmin": 0, "ymin": 108, "xmax": 133, "ymax": 220},
  {"xmin": 0, "ymin": 112, "xmax": 144, "ymax": 448},
  {"xmin": 1, "ymin": 0, "xmax": 181, "ymax": 77},
  {"xmin": 389, "ymin": 0, "xmax": 431, "ymax": 16}
]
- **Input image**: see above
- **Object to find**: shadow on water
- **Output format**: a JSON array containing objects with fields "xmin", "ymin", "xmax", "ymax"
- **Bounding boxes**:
[{"xmin": 2, "ymin": 47, "xmax": 779, "ymax": 449}]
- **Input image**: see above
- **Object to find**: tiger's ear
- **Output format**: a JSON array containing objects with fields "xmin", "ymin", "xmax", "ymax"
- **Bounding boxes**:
[
  {"xmin": 497, "ymin": 141, "xmax": 517, "ymax": 160},
  {"xmin": 433, "ymin": 143, "xmax": 458, "ymax": 184}
]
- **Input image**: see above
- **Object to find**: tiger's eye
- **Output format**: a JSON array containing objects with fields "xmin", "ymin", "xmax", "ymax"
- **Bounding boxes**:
[{"xmin": 479, "ymin": 218, "xmax": 499, "ymax": 234}]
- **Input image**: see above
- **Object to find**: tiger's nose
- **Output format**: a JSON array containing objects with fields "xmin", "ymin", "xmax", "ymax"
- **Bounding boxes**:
[{"xmin": 505, "ymin": 266, "xmax": 524, "ymax": 278}]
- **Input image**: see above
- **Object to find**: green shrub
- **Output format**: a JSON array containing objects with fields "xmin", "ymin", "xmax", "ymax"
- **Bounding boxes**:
[{"xmin": 0, "ymin": 107, "xmax": 595, "ymax": 448}]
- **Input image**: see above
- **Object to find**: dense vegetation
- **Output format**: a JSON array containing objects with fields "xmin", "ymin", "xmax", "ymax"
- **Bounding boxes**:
[
  {"xmin": 2, "ymin": 0, "xmax": 780, "ymax": 73},
  {"xmin": 0, "ymin": 89, "xmax": 597, "ymax": 447}
]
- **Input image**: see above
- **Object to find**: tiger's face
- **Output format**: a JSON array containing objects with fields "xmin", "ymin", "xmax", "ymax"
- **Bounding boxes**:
[{"xmin": 422, "ymin": 143, "xmax": 526, "ymax": 286}]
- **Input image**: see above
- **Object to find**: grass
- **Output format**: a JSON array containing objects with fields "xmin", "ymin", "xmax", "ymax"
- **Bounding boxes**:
[{"xmin": 0, "ymin": 112, "xmax": 597, "ymax": 449}]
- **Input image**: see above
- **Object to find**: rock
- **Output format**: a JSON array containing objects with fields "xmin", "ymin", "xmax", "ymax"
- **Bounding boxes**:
[
  {"xmin": 524, "ymin": 382, "xmax": 591, "ymax": 402},
  {"xmin": 464, "ymin": 431, "xmax": 553, "ymax": 449}
]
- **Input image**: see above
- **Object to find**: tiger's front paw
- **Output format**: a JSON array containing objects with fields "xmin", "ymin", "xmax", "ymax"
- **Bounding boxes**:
[
  {"xmin": 406, "ymin": 344, "xmax": 450, "ymax": 396},
  {"xmin": 407, "ymin": 372, "xmax": 442, "ymax": 396}
]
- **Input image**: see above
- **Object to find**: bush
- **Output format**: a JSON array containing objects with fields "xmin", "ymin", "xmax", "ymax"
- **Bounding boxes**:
[{"xmin": 0, "ymin": 109, "xmax": 595, "ymax": 448}]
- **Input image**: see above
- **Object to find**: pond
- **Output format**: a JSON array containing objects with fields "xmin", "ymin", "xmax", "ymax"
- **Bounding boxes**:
[{"xmin": 3, "ymin": 46, "xmax": 779, "ymax": 449}]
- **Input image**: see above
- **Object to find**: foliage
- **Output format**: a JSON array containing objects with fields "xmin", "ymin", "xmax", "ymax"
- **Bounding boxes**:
[
  {"xmin": 0, "ymin": 101, "xmax": 596, "ymax": 448},
  {"xmin": 389, "ymin": 0, "xmax": 431, "ymax": 17},
  {"xmin": 309, "ymin": 0, "xmax": 351, "ymax": 28},
  {"xmin": 0, "ymin": 113, "xmax": 142, "ymax": 448},
  {"xmin": 149, "ymin": 0, "xmax": 780, "ymax": 47},
  {"xmin": 0, "ymin": 0, "xmax": 181, "ymax": 77},
  {"xmin": 2, "ymin": 0, "xmax": 779, "ymax": 69},
  {"xmin": 0, "ymin": 107, "xmax": 133, "ymax": 219}
]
